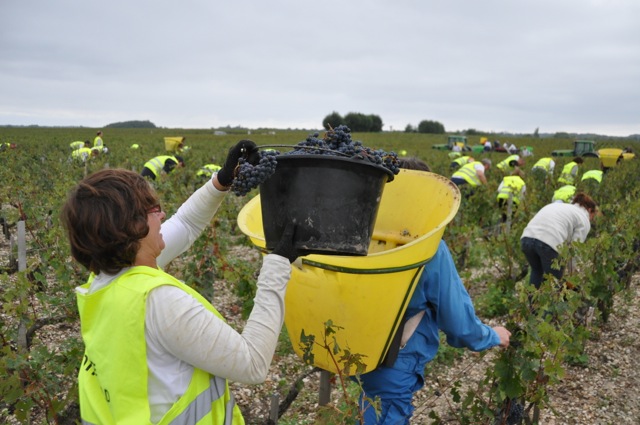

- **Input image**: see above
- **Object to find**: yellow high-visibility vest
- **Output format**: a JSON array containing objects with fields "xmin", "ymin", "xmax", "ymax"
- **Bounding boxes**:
[
  {"xmin": 497, "ymin": 155, "xmax": 519, "ymax": 171},
  {"xmin": 197, "ymin": 164, "xmax": 222, "ymax": 177},
  {"xmin": 452, "ymin": 162, "xmax": 483, "ymax": 186},
  {"xmin": 496, "ymin": 175, "xmax": 526, "ymax": 205},
  {"xmin": 581, "ymin": 169, "xmax": 603, "ymax": 183},
  {"xmin": 552, "ymin": 185, "xmax": 577, "ymax": 203},
  {"xmin": 76, "ymin": 266, "xmax": 244, "ymax": 424},
  {"xmin": 532, "ymin": 157, "xmax": 552, "ymax": 172},
  {"xmin": 558, "ymin": 161, "xmax": 578, "ymax": 185},
  {"xmin": 71, "ymin": 147, "xmax": 92, "ymax": 161},
  {"xmin": 143, "ymin": 156, "xmax": 178, "ymax": 179}
]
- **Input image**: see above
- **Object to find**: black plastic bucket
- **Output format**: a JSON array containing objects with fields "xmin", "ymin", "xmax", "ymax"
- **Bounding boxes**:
[{"xmin": 260, "ymin": 154, "xmax": 394, "ymax": 256}]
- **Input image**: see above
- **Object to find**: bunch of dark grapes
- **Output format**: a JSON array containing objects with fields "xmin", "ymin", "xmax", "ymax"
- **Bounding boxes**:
[
  {"xmin": 288, "ymin": 125, "xmax": 400, "ymax": 176},
  {"xmin": 494, "ymin": 398, "xmax": 525, "ymax": 425},
  {"xmin": 230, "ymin": 150, "xmax": 279, "ymax": 196}
]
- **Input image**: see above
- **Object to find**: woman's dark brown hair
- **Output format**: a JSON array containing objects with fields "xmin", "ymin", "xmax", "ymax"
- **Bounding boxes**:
[
  {"xmin": 572, "ymin": 192, "xmax": 597, "ymax": 214},
  {"xmin": 61, "ymin": 169, "xmax": 159, "ymax": 274}
]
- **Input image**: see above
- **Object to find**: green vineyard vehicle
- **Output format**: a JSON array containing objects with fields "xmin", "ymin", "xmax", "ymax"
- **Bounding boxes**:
[
  {"xmin": 432, "ymin": 135, "xmax": 470, "ymax": 151},
  {"xmin": 551, "ymin": 139, "xmax": 598, "ymax": 157}
]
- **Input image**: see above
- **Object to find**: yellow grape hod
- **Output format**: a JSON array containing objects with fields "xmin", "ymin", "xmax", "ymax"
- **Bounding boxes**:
[{"xmin": 238, "ymin": 169, "xmax": 461, "ymax": 374}]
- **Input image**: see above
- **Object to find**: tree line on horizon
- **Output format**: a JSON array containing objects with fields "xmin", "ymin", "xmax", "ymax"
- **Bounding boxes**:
[{"xmin": 322, "ymin": 111, "xmax": 447, "ymax": 134}]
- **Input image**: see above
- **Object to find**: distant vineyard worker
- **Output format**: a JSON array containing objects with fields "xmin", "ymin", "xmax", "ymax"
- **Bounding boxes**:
[
  {"xmin": 141, "ymin": 155, "xmax": 185, "ymax": 180},
  {"xmin": 520, "ymin": 146, "xmax": 533, "ymax": 157},
  {"xmin": 449, "ymin": 155, "xmax": 474, "ymax": 171},
  {"xmin": 71, "ymin": 145, "xmax": 99, "ymax": 162},
  {"xmin": 496, "ymin": 169, "xmax": 526, "ymax": 222},
  {"xmin": 552, "ymin": 184, "xmax": 577, "ymax": 203},
  {"xmin": 451, "ymin": 158, "xmax": 491, "ymax": 187},
  {"xmin": 484, "ymin": 139, "xmax": 492, "ymax": 151},
  {"xmin": 70, "ymin": 140, "xmax": 89, "ymax": 150},
  {"xmin": 496, "ymin": 154, "xmax": 524, "ymax": 173},
  {"xmin": 358, "ymin": 157, "xmax": 511, "ymax": 425},
  {"xmin": 197, "ymin": 163, "xmax": 222, "ymax": 179},
  {"xmin": 531, "ymin": 157, "xmax": 555, "ymax": 178},
  {"xmin": 93, "ymin": 131, "xmax": 104, "ymax": 148},
  {"xmin": 60, "ymin": 140, "xmax": 300, "ymax": 424},
  {"xmin": 520, "ymin": 192, "xmax": 597, "ymax": 289},
  {"xmin": 557, "ymin": 157, "xmax": 584, "ymax": 185},
  {"xmin": 581, "ymin": 169, "xmax": 603, "ymax": 184}
]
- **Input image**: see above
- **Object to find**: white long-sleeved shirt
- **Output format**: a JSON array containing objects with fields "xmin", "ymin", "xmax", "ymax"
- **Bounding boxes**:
[
  {"xmin": 86, "ymin": 177, "xmax": 291, "ymax": 422},
  {"xmin": 520, "ymin": 202, "xmax": 591, "ymax": 252}
]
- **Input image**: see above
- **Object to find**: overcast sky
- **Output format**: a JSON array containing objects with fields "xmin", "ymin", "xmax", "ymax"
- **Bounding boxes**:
[{"xmin": 1, "ymin": 0, "xmax": 639, "ymax": 136}]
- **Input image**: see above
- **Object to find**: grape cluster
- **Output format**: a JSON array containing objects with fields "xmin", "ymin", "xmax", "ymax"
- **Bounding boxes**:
[
  {"xmin": 494, "ymin": 398, "xmax": 525, "ymax": 425},
  {"xmin": 506, "ymin": 400, "xmax": 525, "ymax": 425},
  {"xmin": 288, "ymin": 125, "xmax": 401, "ymax": 175},
  {"xmin": 230, "ymin": 150, "xmax": 279, "ymax": 196}
]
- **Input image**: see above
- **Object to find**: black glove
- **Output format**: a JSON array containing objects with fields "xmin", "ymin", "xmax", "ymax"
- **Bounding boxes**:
[
  {"xmin": 272, "ymin": 221, "xmax": 300, "ymax": 263},
  {"xmin": 217, "ymin": 140, "xmax": 260, "ymax": 187}
]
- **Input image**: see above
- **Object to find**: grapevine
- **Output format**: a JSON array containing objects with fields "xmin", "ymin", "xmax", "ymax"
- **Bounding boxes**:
[{"xmin": 230, "ymin": 125, "xmax": 400, "ymax": 196}]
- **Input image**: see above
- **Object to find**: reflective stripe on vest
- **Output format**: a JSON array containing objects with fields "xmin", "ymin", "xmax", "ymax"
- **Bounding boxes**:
[
  {"xmin": 76, "ymin": 267, "xmax": 243, "ymax": 424},
  {"xmin": 452, "ymin": 162, "xmax": 482, "ymax": 186},
  {"xmin": 497, "ymin": 155, "xmax": 519, "ymax": 171},
  {"xmin": 558, "ymin": 161, "xmax": 577, "ymax": 184},
  {"xmin": 496, "ymin": 176, "xmax": 525, "ymax": 204}
]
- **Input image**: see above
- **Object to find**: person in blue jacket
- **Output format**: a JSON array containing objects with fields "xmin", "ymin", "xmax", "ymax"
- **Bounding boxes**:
[{"xmin": 357, "ymin": 159, "xmax": 511, "ymax": 425}]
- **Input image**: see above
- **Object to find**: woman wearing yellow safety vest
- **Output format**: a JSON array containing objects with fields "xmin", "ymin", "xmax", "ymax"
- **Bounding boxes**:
[
  {"xmin": 141, "ymin": 155, "xmax": 185, "ymax": 180},
  {"xmin": 496, "ymin": 169, "xmax": 526, "ymax": 222},
  {"xmin": 557, "ymin": 157, "xmax": 584, "ymax": 185},
  {"xmin": 61, "ymin": 140, "xmax": 299, "ymax": 425}
]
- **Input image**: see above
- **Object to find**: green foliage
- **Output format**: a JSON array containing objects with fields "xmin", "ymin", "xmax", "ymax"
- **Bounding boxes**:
[
  {"xmin": 298, "ymin": 320, "xmax": 371, "ymax": 423},
  {"xmin": 322, "ymin": 111, "xmax": 345, "ymax": 130},
  {"xmin": 343, "ymin": 112, "xmax": 372, "ymax": 132},
  {"xmin": 418, "ymin": 119, "xmax": 445, "ymax": 134}
]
